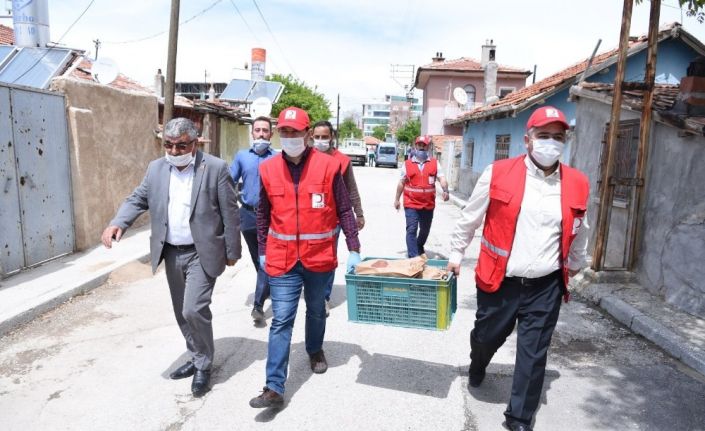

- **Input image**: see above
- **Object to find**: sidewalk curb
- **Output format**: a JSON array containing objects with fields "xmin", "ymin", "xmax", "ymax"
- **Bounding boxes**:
[
  {"xmin": 0, "ymin": 227, "xmax": 151, "ymax": 338},
  {"xmin": 582, "ymin": 292, "xmax": 705, "ymax": 377}
]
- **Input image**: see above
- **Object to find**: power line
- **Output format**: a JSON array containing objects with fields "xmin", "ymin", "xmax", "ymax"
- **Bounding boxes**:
[
  {"xmin": 250, "ymin": 0, "xmax": 298, "ymax": 79},
  {"xmin": 103, "ymin": 0, "xmax": 224, "ymax": 45},
  {"xmin": 227, "ymin": 0, "xmax": 287, "ymax": 74},
  {"xmin": 12, "ymin": 0, "xmax": 96, "ymax": 84},
  {"xmin": 228, "ymin": 0, "xmax": 261, "ymax": 44}
]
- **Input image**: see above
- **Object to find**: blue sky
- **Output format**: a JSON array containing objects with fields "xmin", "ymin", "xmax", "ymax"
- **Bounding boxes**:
[{"xmin": 9, "ymin": 0, "xmax": 705, "ymax": 114}]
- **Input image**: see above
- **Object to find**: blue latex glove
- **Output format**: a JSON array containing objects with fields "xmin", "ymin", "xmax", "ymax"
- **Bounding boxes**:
[
  {"xmin": 258, "ymin": 255, "xmax": 266, "ymax": 269},
  {"xmin": 347, "ymin": 251, "xmax": 361, "ymax": 273}
]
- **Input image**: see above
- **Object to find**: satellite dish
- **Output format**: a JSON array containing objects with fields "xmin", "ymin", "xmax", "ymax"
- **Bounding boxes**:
[
  {"xmin": 452, "ymin": 87, "xmax": 468, "ymax": 106},
  {"xmin": 250, "ymin": 97, "xmax": 272, "ymax": 117},
  {"xmin": 92, "ymin": 57, "xmax": 119, "ymax": 84}
]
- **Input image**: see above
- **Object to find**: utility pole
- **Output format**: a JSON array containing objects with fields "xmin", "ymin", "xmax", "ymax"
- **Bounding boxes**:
[
  {"xmin": 163, "ymin": 0, "xmax": 180, "ymax": 129},
  {"xmin": 92, "ymin": 39, "xmax": 101, "ymax": 60},
  {"xmin": 592, "ymin": 0, "xmax": 633, "ymax": 270},
  {"xmin": 336, "ymin": 93, "xmax": 340, "ymax": 141}
]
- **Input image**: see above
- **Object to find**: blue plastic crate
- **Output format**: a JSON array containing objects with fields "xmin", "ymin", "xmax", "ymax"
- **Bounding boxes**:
[{"xmin": 345, "ymin": 258, "xmax": 457, "ymax": 330}]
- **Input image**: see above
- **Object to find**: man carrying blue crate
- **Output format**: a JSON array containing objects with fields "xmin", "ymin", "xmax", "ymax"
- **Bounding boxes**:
[
  {"xmin": 394, "ymin": 135, "xmax": 450, "ymax": 258},
  {"xmin": 447, "ymin": 106, "xmax": 590, "ymax": 431},
  {"xmin": 248, "ymin": 106, "xmax": 362, "ymax": 409}
]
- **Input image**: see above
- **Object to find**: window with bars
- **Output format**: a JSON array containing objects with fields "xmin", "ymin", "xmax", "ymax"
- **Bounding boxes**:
[
  {"xmin": 495, "ymin": 134, "xmax": 511, "ymax": 160},
  {"xmin": 598, "ymin": 120, "xmax": 640, "ymax": 202}
]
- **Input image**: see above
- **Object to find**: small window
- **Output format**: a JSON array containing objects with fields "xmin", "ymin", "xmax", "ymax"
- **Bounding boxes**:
[
  {"xmin": 499, "ymin": 87, "xmax": 515, "ymax": 99},
  {"xmin": 464, "ymin": 84, "xmax": 476, "ymax": 110},
  {"xmin": 495, "ymin": 135, "xmax": 510, "ymax": 160}
]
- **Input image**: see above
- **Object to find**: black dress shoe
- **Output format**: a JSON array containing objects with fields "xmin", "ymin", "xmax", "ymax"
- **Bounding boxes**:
[
  {"xmin": 468, "ymin": 364, "xmax": 486, "ymax": 388},
  {"xmin": 191, "ymin": 370, "xmax": 211, "ymax": 397},
  {"xmin": 169, "ymin": 361, "xmax": 195, "ymax": 380},
  {"xmin": 503, "ymin": 419, "xmax": 532, "ymax": 431}
]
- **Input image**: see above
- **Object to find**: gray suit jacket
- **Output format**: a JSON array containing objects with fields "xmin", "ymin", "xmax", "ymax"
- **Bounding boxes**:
[{"xmin": 111, "ymin": 151, "xmax": 241, "ymax": 278}]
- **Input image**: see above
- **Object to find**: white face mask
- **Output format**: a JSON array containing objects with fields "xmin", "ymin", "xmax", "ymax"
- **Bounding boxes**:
[
  {"xmin": 531, "ymin": 138, "xmax": 564, "ymax": 168},
  {"xmin": 280, "ymin": 137, "xmax": 306, "ymax": 157},
  {"xmin": 251, "ymin": 139, "xmax": 271, "ymax": 154},
  {"xmin": 313, "ymin": 139, "xmax": 331, "ymax": 152},
  {"xmin": 165, "ymin": 151, "xmax": 194, "ymax": 167}
]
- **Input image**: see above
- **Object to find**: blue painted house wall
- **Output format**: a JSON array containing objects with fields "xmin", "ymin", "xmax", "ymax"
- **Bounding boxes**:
[{"xmin": 462, "ymin": 37, "xmax": 701, "ymax": 181}]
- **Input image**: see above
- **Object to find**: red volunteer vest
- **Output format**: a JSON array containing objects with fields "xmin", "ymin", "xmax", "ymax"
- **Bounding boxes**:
[
  {"xmin": 330, "ymin": 149, "xmax": 351, "ymax": 176},
  {"xmin": 403, "ymin": 158, "xmax": 438, "ymax": 210},
  {"xmin": 259, "ymin": 151, "xmax": 340, "ymax": 276},
  {"xmin": 475, "ymin": 155, "xmax": 589, "ymax": 301}
]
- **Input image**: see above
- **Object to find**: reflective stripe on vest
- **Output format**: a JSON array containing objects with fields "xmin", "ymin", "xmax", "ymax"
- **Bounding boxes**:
[
  {"xmin": 404, "ymin": 186, "xmax": 435, "ymax": 193},
  {"xmin": 481, "ymin": 236, "xmax": 510, "ymax": 257},
  {"xmin": 268, "ymin": 227, "xmax": 338, "ymax": 241}
]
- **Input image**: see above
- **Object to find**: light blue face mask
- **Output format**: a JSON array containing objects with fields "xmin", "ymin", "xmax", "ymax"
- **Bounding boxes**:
[
  {"xmin": 415, "ymin": 150, "xmax": 429, "ymax": 161},
  {"xmin": 252, "ymin": 139, "xmax": 271, "ymax": 154}
]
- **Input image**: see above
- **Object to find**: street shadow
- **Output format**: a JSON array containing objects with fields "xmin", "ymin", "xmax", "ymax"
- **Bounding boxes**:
[
  {"xmin": 549, "ymin": 322, "xmax": 705, "ymax": 430},
  {"xmin": 464, "ymin": 362, "xmax": 560, "ymax": 411},
  {"xmin": 327, "ymin": 281, "xmax": 348, "ymax": 313},
  {"xmin": 355, "ymin": 352, "xmax": 458, "ymax": 398},
  {"xmin": 161, "ymin": 337, "xmax": 268, "ymax": 384}
]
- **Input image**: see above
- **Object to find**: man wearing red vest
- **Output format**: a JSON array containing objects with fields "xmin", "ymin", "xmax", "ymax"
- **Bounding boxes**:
[
  {"xmin": 447, "ymin": 106, "xmax": 589, "ymax": 431},
  {"xmin": 249, "ymin": 107, "xmax": 361, "ymax": 409},
  {"xmin": 394, "ymin": 135, "xmax": 449, "ymax": 258}
]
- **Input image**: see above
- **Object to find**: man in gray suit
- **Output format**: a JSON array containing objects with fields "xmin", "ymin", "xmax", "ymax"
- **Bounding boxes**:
[{"xmin": 101, "ymin": 117, "xmax": 241, "ymax": 397}]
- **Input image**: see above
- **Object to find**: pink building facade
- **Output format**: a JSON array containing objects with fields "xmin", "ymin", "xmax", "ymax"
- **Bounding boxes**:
[{"xmin": 414, "ymin": 42, "xmax": 532, "ymax": 136}]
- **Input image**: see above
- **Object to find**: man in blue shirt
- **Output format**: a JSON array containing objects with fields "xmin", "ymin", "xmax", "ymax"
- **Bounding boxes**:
[{"xmin": 230, "ymin": 116, "xmax": 275, "ymax": 324}]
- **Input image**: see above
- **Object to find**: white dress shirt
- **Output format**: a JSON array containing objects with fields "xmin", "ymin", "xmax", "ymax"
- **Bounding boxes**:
[
  {"xmin": 449, "ymin": 156, "xmax": 589, "ymax": 278},
  {"xmin": 166, "ymin": 162, "xmax": 195, "ymax": 245}
]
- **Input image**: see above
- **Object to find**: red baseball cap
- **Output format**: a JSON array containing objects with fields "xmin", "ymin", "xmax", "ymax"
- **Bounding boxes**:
[
  {"xmin": 277, "ymin": 107, "xmax": 310, "ymax": 131},
  {"xmin": 526, "ymin": 106, "xmax": 569, "ymax": 130},
  {"xmin": 415, "ymin": 135, "xmax": 432, "ymax": 146}
]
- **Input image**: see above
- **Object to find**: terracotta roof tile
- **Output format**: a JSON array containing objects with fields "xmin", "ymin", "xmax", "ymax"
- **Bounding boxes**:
[
  {"xmin": 419, "ymin": 57, "xmax": 529, "ymax": 74},
  {"xmin": 448, "ymin": 23, "xmax": 685, "ymax": 125},
  {"xmin": 0, "ymin": 24, "xmax": 14, "ymax": 45},
  {"xmin": 69, "ymin": 58, "xmax": 152, "ymax": 93}
]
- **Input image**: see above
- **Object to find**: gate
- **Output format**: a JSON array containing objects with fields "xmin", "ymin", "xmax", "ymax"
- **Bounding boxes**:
[{"xmin": 0, "ymin": 84, "xmax": 74, "ymax": 277}]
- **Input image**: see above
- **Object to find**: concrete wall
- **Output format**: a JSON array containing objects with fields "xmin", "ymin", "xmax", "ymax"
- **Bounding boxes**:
[
  {"xmin": 573, "ymin": 96, "xmax": 705, "ymax": 318},
  {"xmin": 50, "ymin": 78, "xmax": 161, "ymax": 251}
]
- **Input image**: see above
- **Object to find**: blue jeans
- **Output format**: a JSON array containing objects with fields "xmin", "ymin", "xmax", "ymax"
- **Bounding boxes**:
[
  {"xmin": 323, "ymin": 227, "xmax": 341, "ymax": 301},
  {"xmin": 404, "ymin": 208, "xmax": 434, "ymax": 258},
  {"xmin": 265, "ymin": 262, "xmax": 331, "ymax": 395}
]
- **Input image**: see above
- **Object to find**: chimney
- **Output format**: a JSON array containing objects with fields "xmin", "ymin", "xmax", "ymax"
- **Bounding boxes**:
[
  {"xmin": 154, "ymin": 69, "xmax": 165, "ymax": 97},
  {"xmin": 483, "ymin": 39, "xmax": 499, "ymax": 105},
  {"xmin": 432, "ymin": 51, "xmax": 445, "ymax": 63},
  {"xmin": 481, "ymin": 39, "xmax": 496, "ymax": 68},
  {"xmin": 12, "ymin": 0, "xmax": 50, "ymax": 47},
  {"xmin": 251, "ymin": 48, "xmax": 266, "ymax": 81}
]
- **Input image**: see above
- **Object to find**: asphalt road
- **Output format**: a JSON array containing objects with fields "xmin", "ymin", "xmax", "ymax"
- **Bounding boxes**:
[{"xmin": 1, "ymin": 163, "xmax": 704, "ymax": 430}]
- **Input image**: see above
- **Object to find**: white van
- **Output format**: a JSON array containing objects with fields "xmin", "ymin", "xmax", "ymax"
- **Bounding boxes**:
[{"xmin": 375, "ymin": 142, "xmax": 398, "ymax": 168}]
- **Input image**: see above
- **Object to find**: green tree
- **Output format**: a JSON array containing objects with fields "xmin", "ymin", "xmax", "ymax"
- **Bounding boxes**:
[
  {"xmin": 395, "ymin": 118, "xmax": 421, "ymax": 144},
  {"xmin": 268, "ymin": 74, "xmax": 331, "ymax": 124},
  {"xmin": 372, "ymin": 125, "xmax": 387, "ymax": 141},
  {"xmin": 338, "ymin": 117, "xmax": 362, "ymax": 139},
  {"xmin": 635, "ymin": 0, "xmax": 705, "ymax": 22}
]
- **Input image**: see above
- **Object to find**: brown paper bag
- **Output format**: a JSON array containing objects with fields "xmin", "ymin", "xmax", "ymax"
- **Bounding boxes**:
[
  {"xmin": 354, "ymin": 256, "xmax": 426, "ymax": 278},
  {"xmin": 421, "ymin": 266, "xmax": 448, "ymax": 280}
]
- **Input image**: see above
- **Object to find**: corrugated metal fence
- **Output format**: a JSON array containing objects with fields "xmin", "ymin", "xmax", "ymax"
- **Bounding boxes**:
[{"xmin": 0, "ymin": 84, "xmax": 74, "ymax": 277}]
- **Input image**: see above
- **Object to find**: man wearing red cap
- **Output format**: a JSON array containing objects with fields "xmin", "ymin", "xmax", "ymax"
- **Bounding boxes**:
[
  {"xmin": 394, "ymin": 134, "xmax": 449, "ymax": 258},
  {"xmin": 249, "ymin": 107, "xmax": 361, "ymax": 409},
  {"xmin": 447, "ymin": 106, "xmax": 589, "ymax": 431}
]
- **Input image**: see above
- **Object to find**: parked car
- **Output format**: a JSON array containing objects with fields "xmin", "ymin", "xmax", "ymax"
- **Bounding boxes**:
[
  {"xmin": 338, "ymin": 138, "xmax": 367, "ymax": 166},
  {"xmin": 375, "ymin": 142, "xmax": 398, "ymax": 168}
]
